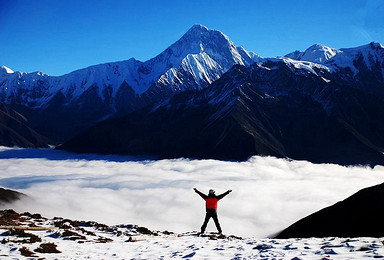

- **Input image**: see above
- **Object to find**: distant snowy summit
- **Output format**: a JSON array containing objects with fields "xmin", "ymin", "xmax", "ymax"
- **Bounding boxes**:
[
  {"xmin": 285, "ymin": 42, "xmax": 384, "ymax": 73},
  {"xmin": 285, "ymin": 43, "xmax": 340, "ymax": 63}
]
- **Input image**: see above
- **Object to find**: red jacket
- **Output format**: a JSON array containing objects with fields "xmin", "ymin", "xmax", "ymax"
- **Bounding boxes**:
[
  {"xmin": 194, "ymin": 189, "xmax": 230, "ymax": 209},
  {"xmin": 205, "ymin": 197, "xmax": 219, "ymax": 209}
]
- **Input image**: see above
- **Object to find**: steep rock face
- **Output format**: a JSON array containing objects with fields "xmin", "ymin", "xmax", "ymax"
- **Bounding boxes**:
[{"xmin": 275, "ymin": 182, "xmax": 384, "ymax": 238}]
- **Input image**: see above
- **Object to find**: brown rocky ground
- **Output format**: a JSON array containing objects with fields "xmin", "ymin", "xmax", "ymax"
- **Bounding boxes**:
[{"xmin": 0, "ymin": 209, "xmax": 240, "ymax": 258}]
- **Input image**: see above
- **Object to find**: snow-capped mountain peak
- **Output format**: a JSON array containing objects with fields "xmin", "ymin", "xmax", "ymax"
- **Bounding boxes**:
[
  {"xmin": 285, "ymin": 43, "xmax": 339, "ymax": 64},
  {"xmin": 157, "ymin": 25, "xmax": 237, "ymax": 69},
  {"xmin": 184, "ymin": 24, "xmax": 209, "ymax": 35},
  {"xmin": 159, "ymin": 25, "xmax": 262, "ymax": 71},
  {"xmin": 302, "ymin": 44, "xmax": 339, "ymax": 63},
  {"xmin": 0, "ymin": 25, "xmax": 262, "ymax": 111},
  {"xmin": 285, "ymin": 42, "xmax": 384, "ymax": 75},
  {"xmin": 141, "ymin": 25, "xmax": 263, "ymax": 95}
]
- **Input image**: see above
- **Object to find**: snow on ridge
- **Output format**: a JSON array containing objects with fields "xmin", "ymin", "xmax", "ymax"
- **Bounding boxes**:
[
  {"xmin": 236, "ymin": 46, "xmax": 264, "ymax": 64},
  {"xmin": 2, "ymin": 24, "xmax": 381, "ymax": 109},
  {"xmin": 184, "ymin": 24, "xmax": 209, "ymax": 35},
  {"xmin": 0, "ymin": 65, "xmax": 14, "ymax": 74},
  {"xmin": 301, "ymin": 43, "xmax": 339, "ymax": 63},
  {"xmin": 284, "ymin": 43, "xmax": 340, "ymax": 65},
  {"xmin": 268, "ymin": 57, "xmax": 331, "ymax": 75},
  {"xmin": 284, "ymin": 41, "xmax": 384, "ymax": 74},
  {"xmin": 141, "ymin": 24, "xmax": 263, "ymax": 97},
  {"xmin": 339, "ymin": 41, "xmax": 384, "ymax": 52},
  {"xmin": 157, "ymin": 68, "xmax": 182, "ymax": 90},
  {"xmin": 181, "ymin": 52, "xmax": 223, "ymax": 88},
  {"xmin": 0, "ymin": 24, "xmax": 264, "ymax": 108},
  {"xmin": 44, "ymin": 58, "xmax": 148, "ymax": 101}
]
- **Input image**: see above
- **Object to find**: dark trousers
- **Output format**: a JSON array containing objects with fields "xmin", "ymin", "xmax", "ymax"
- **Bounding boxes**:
[{"xmin": 201, "ymin": 209, "xmax": 222, "ymax": 233}]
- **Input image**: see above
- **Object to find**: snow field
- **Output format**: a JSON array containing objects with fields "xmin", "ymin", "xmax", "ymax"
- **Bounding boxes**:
[{"xmin": 1, "ymin": 228, "xmax": 383, "ymax": 259}]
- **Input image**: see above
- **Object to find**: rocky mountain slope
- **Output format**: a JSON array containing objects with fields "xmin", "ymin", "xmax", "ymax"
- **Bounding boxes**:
[
  {"xmin": 0, "ymin": 104, "xmax": 49, "ymax": 148},
  {"xmin": 275, "ymin": 182, "xmax": 384, "ymax": 238},
  {"xmin": 59, "ymin": 43, "xmax": 384, "ymax": 165}
]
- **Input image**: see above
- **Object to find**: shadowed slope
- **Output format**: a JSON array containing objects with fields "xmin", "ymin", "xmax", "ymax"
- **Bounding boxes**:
[
  {"xmin": 275, "ymin": 182, "xmax": 384, "ymax": 238},
  {"xmin": 0, "ymin": 188, "xmax": 25, "ymax": 204},
  {"xmin": 0, "ymin": 104, "xmax": 49, "ymax": 148}
]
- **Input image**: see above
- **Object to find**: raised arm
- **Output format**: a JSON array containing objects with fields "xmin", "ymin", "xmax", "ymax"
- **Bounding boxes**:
[
  {"xmin": 193, "ymin": 188, "xmax": 207, "ymax": 199},
  {"xmin": 217, "ymin": 190, "xmax": 232, "ymax": 200}
]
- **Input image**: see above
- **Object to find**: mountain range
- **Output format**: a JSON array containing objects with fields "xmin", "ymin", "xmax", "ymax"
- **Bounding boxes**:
[
  {"xmin": 1, "ymin": 25, "xmax": 384, "ymax": 165},
  {"xmin": 0, "ymin": 25, "xmax": 260, "ymax": 142}
]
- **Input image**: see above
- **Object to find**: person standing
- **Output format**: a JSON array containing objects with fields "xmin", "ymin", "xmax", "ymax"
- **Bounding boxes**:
[{"xmin": 193, "ymin": 188, "xmax": 232, "ymax": 234}]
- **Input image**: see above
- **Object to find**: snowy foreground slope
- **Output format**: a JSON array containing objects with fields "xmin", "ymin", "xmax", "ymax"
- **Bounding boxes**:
[{"xmin": 0, "ymin": 210, "xmax": 383, "ymax": 259}]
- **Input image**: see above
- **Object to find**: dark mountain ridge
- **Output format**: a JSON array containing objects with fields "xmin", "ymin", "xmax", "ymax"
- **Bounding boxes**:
[
  {"xmin": 0, "ymin": 104, "xmax": 49, "ymax": 148},
  {"xmin": 275, "ymin": 182, "xmax": 384, "ymax": 238},
  {"xmin": 58, "ymin": 56, "xmax": 384, "ymax": 165}
]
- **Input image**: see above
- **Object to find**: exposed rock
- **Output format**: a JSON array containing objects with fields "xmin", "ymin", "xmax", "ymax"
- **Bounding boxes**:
[
  {"xmin": 34, "ymin": 242, "xmax": 61, "ymax": 253},
  {"xmin": 19, "ymin": 246, "xmax": 36, "ymax": 257},
  {"xmin": 0, "ymin": 209, "xmax": 21, "ymax": 225},
  {"xmin": 61, "ymin": 230, "xmax": 86, "ymax": 241},
  {"xmin": 8, "ymin": 228, "xmax": 42, "ymax": 243}
]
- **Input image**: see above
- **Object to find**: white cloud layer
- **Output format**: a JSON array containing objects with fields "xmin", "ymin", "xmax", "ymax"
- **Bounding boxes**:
[{"xmin": 0, "ymin": 147, "xmax": 384, "ymax": 237}]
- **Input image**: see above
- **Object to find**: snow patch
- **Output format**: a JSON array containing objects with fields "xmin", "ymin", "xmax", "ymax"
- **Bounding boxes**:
[{"xmin": 0, "ymin": 65, "xmax": 14, "ymax": 74}]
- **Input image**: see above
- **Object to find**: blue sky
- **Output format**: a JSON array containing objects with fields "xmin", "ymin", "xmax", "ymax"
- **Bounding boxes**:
[{"xmin": 1, "ymin": 0, "xmax": 383, "ymax": 76}]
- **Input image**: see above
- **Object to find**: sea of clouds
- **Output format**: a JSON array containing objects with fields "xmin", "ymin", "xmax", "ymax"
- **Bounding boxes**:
[{"xmin": 0, "ymin": 147, "xmax": 383, "ymax": 238}]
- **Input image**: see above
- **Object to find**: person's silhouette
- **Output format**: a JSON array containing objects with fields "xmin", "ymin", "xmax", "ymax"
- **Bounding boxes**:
[{"xmin": 193, "ymin": 188, "xmax": 232, "ymax": 234}]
